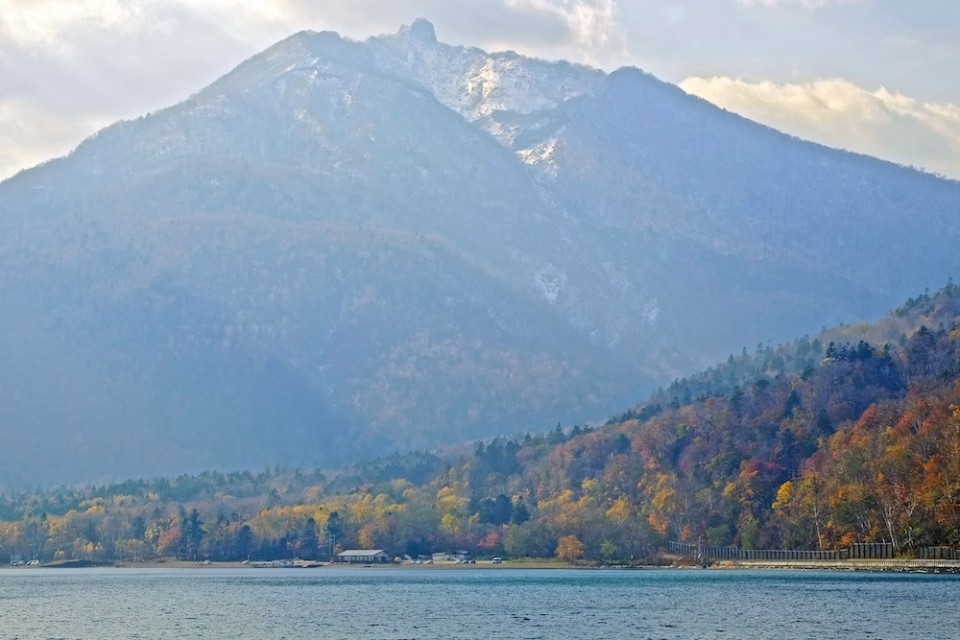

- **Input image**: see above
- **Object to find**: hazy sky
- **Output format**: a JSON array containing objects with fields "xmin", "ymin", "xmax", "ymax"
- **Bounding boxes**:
[{"xmin": 1, "ymin": 0, "xmax": 958, "ymax": 180}]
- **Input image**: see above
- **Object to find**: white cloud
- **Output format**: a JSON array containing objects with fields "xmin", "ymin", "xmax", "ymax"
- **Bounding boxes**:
[
  {"xmin": 0, "ymin": 1, "xmax": 288, "ymax": 50},
  {"xmin": 0, "ymin": 0, "xmax": 130, "ymax": 47},
  {"xmin": 680, "ymin": 76, "xmax": 960, "ymax": 179},
  {"xmin": 503, "ymin": 0, "xmax": 626, "ymax": 65}
]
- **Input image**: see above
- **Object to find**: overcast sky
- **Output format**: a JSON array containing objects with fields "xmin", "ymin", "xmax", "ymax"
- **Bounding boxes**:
[{"xmin": 1, "ymin": 0, "xmax": 958, "ymax": 181}]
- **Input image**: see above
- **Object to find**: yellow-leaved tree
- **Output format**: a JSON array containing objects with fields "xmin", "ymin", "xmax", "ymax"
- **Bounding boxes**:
[{"xmin": 555, "ymin": 535, "xmax": 585, "ymax": 563}]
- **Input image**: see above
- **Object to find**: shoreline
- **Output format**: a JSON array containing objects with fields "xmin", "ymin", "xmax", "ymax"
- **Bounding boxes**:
[
  {"xmin": 711, "ymin": 559, "xmax": 960, "ymax": 574},
  {"xmin": 4, "ymin": 558, "xmax": 959, "ymax": 574}
]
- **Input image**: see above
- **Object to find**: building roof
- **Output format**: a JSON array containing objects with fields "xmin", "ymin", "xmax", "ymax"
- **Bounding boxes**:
[{"xmin": 337, "ymin": 549, "xmax": 386, "ymax": 557}]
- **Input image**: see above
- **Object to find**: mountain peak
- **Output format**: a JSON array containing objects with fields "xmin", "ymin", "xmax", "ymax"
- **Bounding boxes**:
[
  {"xmin": 5, "ymin": 21, "xmax": 960, "ymax": 488},
  {"xmin": 398, "ymin": 18, "xmax": 438, "ymax": 44}
]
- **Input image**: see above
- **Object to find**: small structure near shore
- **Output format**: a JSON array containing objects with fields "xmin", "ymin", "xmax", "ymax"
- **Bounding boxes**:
[{"xmin": 335, "ymin": 549, "xmax": 390, "ymax": 564}]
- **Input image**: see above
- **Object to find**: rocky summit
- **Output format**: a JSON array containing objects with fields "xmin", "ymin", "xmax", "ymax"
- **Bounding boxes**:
[{"xmin": 1, "ymin": 21, "xmax": 959, "ymax": 486}]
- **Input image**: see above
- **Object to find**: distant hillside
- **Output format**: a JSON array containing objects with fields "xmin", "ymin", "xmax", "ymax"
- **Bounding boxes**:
[
  {"xmin": 3, "ymin": 286, "xmax": 960, "ymax": 564},
  {"xmin": 2, "ymin": 20, "xmax": 960, "ymax": 486}
]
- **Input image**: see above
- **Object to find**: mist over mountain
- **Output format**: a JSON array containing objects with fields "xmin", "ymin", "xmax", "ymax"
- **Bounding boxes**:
[{"xmin": 1, "ymin": 20, "xmax": 959, "ymax": 487}]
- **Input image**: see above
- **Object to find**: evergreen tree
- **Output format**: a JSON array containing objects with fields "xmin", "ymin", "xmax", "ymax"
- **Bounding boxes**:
[
  {"xmin": 299, "ymin": 517, "xmax": 319, "ymax": 560},
  {"xmin": 179, "ymin": 509, "xmax": 204, "ymax": 560},
  {"xmin": 235, "ymin": 524, "xmax": 253, "ymax": 561},
  {"xmin": 511, "ymin": 498, "xmax": 530, "ymax": 525},
  {"xmin": 325, "ymin": 512, "xmax": 344, "ymax": 558}
]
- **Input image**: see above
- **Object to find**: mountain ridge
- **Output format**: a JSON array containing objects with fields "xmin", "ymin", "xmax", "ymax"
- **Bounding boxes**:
[{"xmin": 1, "ymin": 21, "xmax": 959, "ymax": 487}]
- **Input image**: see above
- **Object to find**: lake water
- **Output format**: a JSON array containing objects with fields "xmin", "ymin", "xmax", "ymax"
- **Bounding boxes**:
[{"xmin": 0, "ymin": 567, "xmax": 957, "ymax": 639}]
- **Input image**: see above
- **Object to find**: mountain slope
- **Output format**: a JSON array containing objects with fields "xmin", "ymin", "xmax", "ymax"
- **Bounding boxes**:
[
  {"xmin": 1, "ymin": 21, "xmax": 959, "ymax": 486},
  {"xmin": 4, "ymin": 286, "xmax": 960, "ymax": 564}
]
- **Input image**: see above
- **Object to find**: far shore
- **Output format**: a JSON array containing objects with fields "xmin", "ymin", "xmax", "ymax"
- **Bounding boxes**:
[
  {"xmin": 712, "ymin": 558, "xmax": 960, "ymax": 573},
  {"xmin": 2, "ymin": 558, "xmax": 567, "ymax": 571},
  {"xmin": 4, "ymin": 557, "xmax": 959, "ymax": 574}
]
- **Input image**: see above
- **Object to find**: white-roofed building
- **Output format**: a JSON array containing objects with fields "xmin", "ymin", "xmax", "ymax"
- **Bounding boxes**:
[{"xmin": 335, "ymin": 549, "xmax": 390, "ymax": 564}]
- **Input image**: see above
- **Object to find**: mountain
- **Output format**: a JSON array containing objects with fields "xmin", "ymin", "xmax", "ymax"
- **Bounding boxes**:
[{"xmin": 2, "ymin": 20, "xmax": 960, "ymax": 487}]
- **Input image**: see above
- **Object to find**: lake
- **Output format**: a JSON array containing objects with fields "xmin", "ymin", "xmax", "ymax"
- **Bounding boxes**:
[{"xmin": 0, "ymin": 567, "xmax": 957, "ymax": 639}]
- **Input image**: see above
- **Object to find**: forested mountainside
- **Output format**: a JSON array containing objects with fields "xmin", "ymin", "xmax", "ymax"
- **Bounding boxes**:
[
  {"xmin": 3, "ymin": 285, "xmax": 960, "ymax": 564},
  {"xmin": 2, "ymin": 21, "xmax": 960, "ymax": 486}
]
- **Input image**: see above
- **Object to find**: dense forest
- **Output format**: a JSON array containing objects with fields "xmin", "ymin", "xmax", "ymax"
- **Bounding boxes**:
[{"xmin": 3, "ymin": 285, "xmax": 960, "ymax": 565}]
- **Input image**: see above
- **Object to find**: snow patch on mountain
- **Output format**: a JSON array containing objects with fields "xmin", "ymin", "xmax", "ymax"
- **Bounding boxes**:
[
  {"xmin": 643, "ymin": 301, "xmax": 661, "ymax": 325},
  {"xmin": 369, "ymin": 20, "xmax": 603, "ymax": 163},
  {"xmin": 518, "ymin": 134, "xmax": 562, "ymax": 176},
  {"xmin": 535, "ymin": 264, "xmax": 567, "ymax": 304}
]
